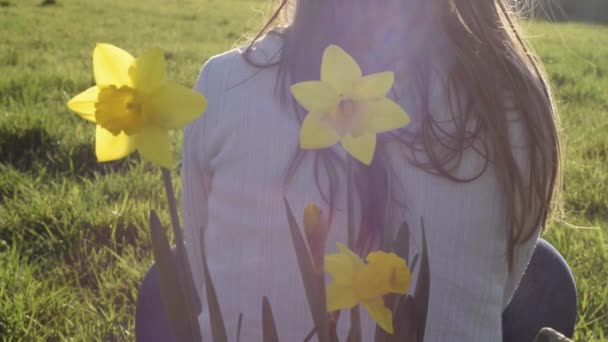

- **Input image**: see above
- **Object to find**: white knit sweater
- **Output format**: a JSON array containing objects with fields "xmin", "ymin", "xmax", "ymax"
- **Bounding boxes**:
[{"xmin": 181, "ymin": 35, "xmax": 539, "ymax": 341}]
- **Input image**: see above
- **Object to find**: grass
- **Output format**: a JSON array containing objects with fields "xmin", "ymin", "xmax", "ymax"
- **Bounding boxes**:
[
  {"xmin": 0, "ymin": 1, "xmax": 606, "ymax": 340},
  {"xmin": 523, "ymin": 21, "xmax": 608, "ymax": 341}
]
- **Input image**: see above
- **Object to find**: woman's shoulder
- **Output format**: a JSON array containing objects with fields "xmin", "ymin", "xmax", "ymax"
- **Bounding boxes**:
[
  {"xmin": 196, "ymin": 33, "xmax": 284, "ymax": 93},
  {"xmin": 187, "ymin": 34, "xmax": 287, "ymax": 166}
]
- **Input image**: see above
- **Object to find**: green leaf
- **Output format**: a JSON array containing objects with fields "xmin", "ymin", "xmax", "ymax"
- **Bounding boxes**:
[
  {"xmin": 237, "ymin": 313, "xmax": 243, "ymax": 342},
  {"xmin": 149, "ymin": 210, "xmax": 200, "ymax": 341},
  {"xmin": 304, "ymin": 327, "xmax": 316, "ymax": 342},
  {"xmin": 414, "ymin": 218, "xmax": 430, "ymax": 342},
  {"xmin": 200, "ymin": 225, "xmax": 228, "ymax": 342},
  {"xmin": 381, "ymin": 223, "xmax": 393, "ymax": 252},
  {"xmin": 393, "ymin": 221, "xmax": 410, "ymax": 265},
  {"xmin": 410, "ymin": 254, "xmax": 419, "ymax": 273},
  {"xmin": 330, "ymin": 320, "xmax": 339, "ymax": 342},
  {"xmin": 375, "ymin": 220, "xmax": 411, "ymax": 341},
  {"xmin": 391, "ymin": 295, "xmax": 417, "ymax": 342},
  {"xmin": 374, "ymin": 326, "xmax": 385, "ymax": 342},
  {"xmin": 262, "ymin": 296, "xmax": 279, "ymax": 342},
  {"xmin": 160, "ymin": 169, "xmax": 202, "ymax": 339},
  {"xmin": 176, "ymin": 244, "xmax": 204, "ymax": 340},
  {"xmin": 283, "ymin": 198, "xmax": 330, "ymax": 342}
]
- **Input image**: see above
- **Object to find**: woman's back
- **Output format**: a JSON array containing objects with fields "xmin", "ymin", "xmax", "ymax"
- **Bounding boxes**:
[{"xmin": 181, "ymin": 34, "xmax": 540, "ymax": 341}]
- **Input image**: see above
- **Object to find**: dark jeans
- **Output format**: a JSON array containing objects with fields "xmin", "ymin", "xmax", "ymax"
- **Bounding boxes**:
[{"xmin": 135, "ymin": 239, "xmax": 577, "ymax": 342}]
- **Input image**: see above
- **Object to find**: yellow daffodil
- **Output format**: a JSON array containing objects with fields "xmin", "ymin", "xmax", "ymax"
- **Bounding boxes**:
[
  {"xmin": 290, "ymin": 45, "xmax": 409, "ymax": 165},
  {"xmin": 324, "ymin": 243, "xmax": 411, "ymax": 334},
  {"xmin": 67, "ymin": 44, "xmax": 206, "ymax": 168}
]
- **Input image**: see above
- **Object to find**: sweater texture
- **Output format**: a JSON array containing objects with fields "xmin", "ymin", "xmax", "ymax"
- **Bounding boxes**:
[{"xmin": 181, "ymin": 34, "xmax": 539, "ymax": 341}]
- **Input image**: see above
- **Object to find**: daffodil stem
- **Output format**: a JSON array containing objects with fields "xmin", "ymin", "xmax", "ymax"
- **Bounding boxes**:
[
  {"xmin": 346, "ymin": 158, "xmax": 355, "ymax": 249},
  {"xmin": 161, "ymin": 167, "xmax": 201, "ymax": 340},
  {"xmin": 345, "ymin": 157, "xmax": 362, "ymax": 342},
  {"xmin": 161, "ymin": 168, "xmax": 185, "ymax": 253}
]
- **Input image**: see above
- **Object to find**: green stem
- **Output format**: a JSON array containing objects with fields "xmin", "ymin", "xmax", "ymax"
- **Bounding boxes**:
[
  {"xmin": 161, "ymin": 168, "xmax": 184, "ymax": 245},
  {"xmin": 345, "ymin": 158, "xmax": 362, "ymax": 342},
  {"xmin": 346, "ymin": 158, "xmax": 355, "ymax": 249}
]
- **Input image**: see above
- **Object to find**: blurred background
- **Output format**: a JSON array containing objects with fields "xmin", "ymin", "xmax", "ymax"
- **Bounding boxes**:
[
  {"xmin": 533, "ymin": 0, "xmax": 608, "ymax": 23},
  {"xmin": 0, "ymin": 0, "xmax": 606, "ymax": 341}
]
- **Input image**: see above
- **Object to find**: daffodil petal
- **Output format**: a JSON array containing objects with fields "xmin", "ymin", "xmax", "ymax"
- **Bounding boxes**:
[
  {"xmin": 364, "ymin": 99, "xmax": 410, "ymax": 133},
  {"xmin": 342, "ymin": 133, "xmax": 376, "ymax": 165},
  {"xmin": 326, "ymin": 283, "xmax": 358, "ymax": 312},
  {"xmin": 93, "ymin": 43, "xmax": 135, "ymax": 87},
  {"xmin": 95, "ymin": 125, "xmax": 136, "ymax": 162},
  {"xmin": 324, "ymin": 243, "xmax": 364, "ymax": 286},
  {"xmin": 324, "ymin": 254, "xmax": 357, "ymax": 286},
  {"xmin": 363, "ymin": 298, "xmax": 394, "ymax": 334},
  {"xmin": 129, "ymin": 48, "xmax": 167, "ymax": 93},
  {"xmin": 300, "ymin": 112, "xmax": 341, "ymax": 150},
  {"xmin": 321, "ymin": 45, "xmax": 362, "ymax": 95},
  {"xmin": 134, "ymin": 128, "xmax": 173, "ymax": 168},
  {"xmin": 291, "ymin": 81, "xmax": 339, "ymax": 113},
  {"xmin": 67, "ymin": 86, "xmax": 99, "ymax": 122},
  {"xmin": 352, "ymin": 72, "xmax": 395, "ymax": 100},
  {"xmin": 145, "ymin": 83, "xmax": 207, "ymax": 129},
  {"xmin": 335, "ymin": 243, "xmax": 366, "ymax": 268}
]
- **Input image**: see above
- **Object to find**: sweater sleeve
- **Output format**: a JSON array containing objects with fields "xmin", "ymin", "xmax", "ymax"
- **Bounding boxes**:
[{"xmin": 181, "ymin": 57, "xmax": 218, "ymax": 295}]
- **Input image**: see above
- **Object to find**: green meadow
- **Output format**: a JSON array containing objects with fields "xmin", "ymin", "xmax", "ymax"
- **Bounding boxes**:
[{"xmin": 0, "ymin": 0, "xmax": 606, "ymax": 340}]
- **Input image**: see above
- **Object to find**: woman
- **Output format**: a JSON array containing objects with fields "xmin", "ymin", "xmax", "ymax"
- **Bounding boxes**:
[{"xmin": 137, "ymin": 0, "xmax": 577, "ymax": 340}]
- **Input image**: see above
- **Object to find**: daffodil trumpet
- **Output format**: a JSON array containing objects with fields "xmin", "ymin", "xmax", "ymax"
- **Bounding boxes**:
[{"xmin": 324, "ymin": 243, "xmax": 411, "ymax": 335}]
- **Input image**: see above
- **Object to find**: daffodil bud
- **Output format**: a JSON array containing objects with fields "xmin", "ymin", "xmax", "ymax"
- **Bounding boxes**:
[
  {"xmin": 304, "ymin": 203, "xmax": 323, "ymax": 236},
  {"xmin": 303, "ymin": 203, "xmax": 329, "ymax": 273}
]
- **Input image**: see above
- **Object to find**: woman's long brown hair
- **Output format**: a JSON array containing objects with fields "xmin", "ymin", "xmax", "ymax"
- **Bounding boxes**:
[{"xmin": 242, "ymin": 0, "xmax": 562, "ymax": 270}]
